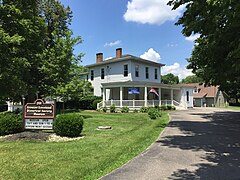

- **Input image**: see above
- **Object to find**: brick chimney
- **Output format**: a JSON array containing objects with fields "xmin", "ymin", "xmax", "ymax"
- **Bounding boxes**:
[
  {"xmin": 116, "ymin": 48, "xmax": 122, "ymax": 58},
  {"xmin": 96, "ymin": 53, "xmax": 103, "ymax": 63}
]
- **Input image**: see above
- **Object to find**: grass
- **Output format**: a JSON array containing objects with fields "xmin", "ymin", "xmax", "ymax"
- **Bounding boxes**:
[
  {"xmin": 225, "ymin": 105, "xmax": 240, "ymax": 111},
  {"xmin": 0, "ymin": 111, "xmax": 169, "ymax": 180}
]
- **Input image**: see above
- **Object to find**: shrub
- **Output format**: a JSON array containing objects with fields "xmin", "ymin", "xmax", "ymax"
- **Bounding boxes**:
[
  {"xmin": 133, "ymin": 109, "xmax": 138, "ymax": 113},
  {"xmin": 54, "ymin": 113, "xmax": 84, "ymax": 137},
  {"xmin": 160, "ymin": 105, "xmax": 168, "ymax": 111},
  {"xmin": 167, "ymin": 105, "xmax": 172, "ymax": 110},
  {"xmin": 110, "ymin": 104, "xmax": 116, "ymax": 113},
  {"xmin": 102, "ymin": 107, "xmax": 107, "ymax": 113},
  {"xmin": 172, "ymin": 106, "xmax": 176, "ymax": 110},
  {"xmin": 148, "ymin": 108, "xmax": 160, "ymax": 119},
  {"xmin": 0, "ymin": 112, "xmax": 22, "ymax": 136},
  {"xmin": 140, "ymin": 106, "xmax": 148, "ymax": 113},
  {"xmin": 121, "ymin": 106, "xmax": 129, "ymax": 113},
  {"xmin": 64, "ymin": 96, "xmax": 102, "ymax": 110}
]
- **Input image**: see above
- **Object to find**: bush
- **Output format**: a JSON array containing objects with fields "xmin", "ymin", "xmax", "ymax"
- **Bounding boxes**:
[
  {"xmin": 0, "ymin": 112, "xmax": 22, "ymax": 136},
  {"xmin": 160, "ymin": 105, "xmax": 168, "ymax": 111},
  {"xmin": 133, "ymin": 109, "xmax": 138, "ymax": 113},
  {"xmin": 102, "ymin": 107, "xmax": 107, "ymax": 113},
  {"xmin": 140, "ymin": 106, "xmax": 148, "ymax": 113},
  {"xmin": 148, "ymin": 108, "xmax": 160, "ymax": 119},
  {"xmin": 54, "ymin": 113, "xmax": 84, "ymax": 137},
  {"xmin": 64, "ymin": 96, "xmax": 102, "ymax": 110},
  {"xmin": 121, "ymin": 106, "xmax": 129, "ymax": 113},
  {"xmin": 167, "ymin": 105, "xmax": 172, "ymax": 110},
  {"xmin": 110, "ymin": 104, "xmax": 116, "ymax": 113}
]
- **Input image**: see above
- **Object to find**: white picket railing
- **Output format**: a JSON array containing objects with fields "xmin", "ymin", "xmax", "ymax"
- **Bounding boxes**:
[{"xmin": 97, "ymin": 100, "xmax": 187, "ymax": 109}]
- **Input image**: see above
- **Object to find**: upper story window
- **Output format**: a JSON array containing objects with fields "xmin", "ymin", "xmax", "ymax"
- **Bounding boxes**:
[
  {"xmin": 101, "ymin": 68, "xmax": 105, "ymax": 79},
  {"xmin": 124, "ymin": 64, "xmax": 128, "ymax": 77},
  {"xmin": 135, "ymin": 65, "xmax": 139, "ymax": 77},
  {"xmin": 145, "ymin": 67, "xmax": 149, "ymax": 79},
  {"xmin": 90, "ymin": 70, "xmax": 94, "ymax": 81},
  {"xmin": 154, "ymin": 68, "xmax": 158, "ymax": 79}
]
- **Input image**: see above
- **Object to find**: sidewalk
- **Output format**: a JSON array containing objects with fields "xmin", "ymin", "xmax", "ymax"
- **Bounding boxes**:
[{"xmin": 100, "ymin": 108, "xmax": 240, "ymax": 180}]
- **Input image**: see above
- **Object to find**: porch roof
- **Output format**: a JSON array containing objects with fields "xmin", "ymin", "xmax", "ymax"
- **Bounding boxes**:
[{"xmin": 101, "ymin": 81, "xmax": 183, "ymax": 90}]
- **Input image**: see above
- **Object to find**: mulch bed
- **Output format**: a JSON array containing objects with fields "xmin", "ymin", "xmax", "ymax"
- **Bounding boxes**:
[{"xmin": 2, "ymin": 131, "xmax": 53, "ymax": 141}]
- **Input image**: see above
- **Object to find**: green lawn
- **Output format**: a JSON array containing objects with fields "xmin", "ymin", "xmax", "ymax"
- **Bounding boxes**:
[
  {"xmin": 0, "ymin": 111, "xmax": 169, "ymax": 180},
  {"xmin": 226, "ymin": 106, "xmax": 240, "ymax": 111}
]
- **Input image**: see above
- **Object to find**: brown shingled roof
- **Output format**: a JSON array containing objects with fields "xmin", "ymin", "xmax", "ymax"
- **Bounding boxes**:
[{"xmin": 191, "ymin": 83, "xmax": 219, "ymax": 98}]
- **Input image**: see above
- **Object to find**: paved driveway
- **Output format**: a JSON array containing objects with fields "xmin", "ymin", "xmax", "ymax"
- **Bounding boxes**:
[{"xmin": 101, "ymin": 108, "xmax": 240, "ymax": 180}]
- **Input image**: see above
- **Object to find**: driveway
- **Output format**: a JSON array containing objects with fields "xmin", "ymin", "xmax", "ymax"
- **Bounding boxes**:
[{"xmin": 101, "ymin": 108, "xmax": 240, "ymax": 180}]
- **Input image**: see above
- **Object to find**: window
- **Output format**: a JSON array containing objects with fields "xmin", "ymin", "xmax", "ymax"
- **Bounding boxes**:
[
  {"xmin": 90, "ymin": 70, "xmax": 94, "ymax": 81},
  {"xmin": 124, "ymin": 64, "xmax": 128, "ymax": 77},
  {"xmin": 154, "ymin": 68, "xmax": 158, "ymax": 79},
  {"xmin": 145, "ymin": 67, "xmax": 149, "ymax": 79},
  {"xmin": 86, "ymin": 75, "xmax": 88, "ymax": 81},
  {"xmin": 186, "ymin": 91, "xmax": 189, "ymax": 102},
  {"xmin": 135, "ymin": 65, "xmax": 139, "ymax": 77},
  {"xmin": 101, "ymin": 68, "xmax": 104, "ymax": 79}
]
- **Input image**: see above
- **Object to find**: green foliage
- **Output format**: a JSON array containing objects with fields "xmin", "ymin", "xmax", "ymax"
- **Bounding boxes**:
[
  {"xmin": 54, "ymin": 113, "xmax": 83, "ymax": 137},
  {"xmin": 0, "ymin": 112, "xmax": 22, "ymax": 136},
  {"xmin": 161, "ymin": 73, "xmax": 179, "ymax": 84},
  {"xmin": 140, "ymin": 106, "xmax": 148, "ymax": 113},
  {"xmin": 102, "ymin": 107, "xmax": 107, "ymax": 113},
  {"xmin": 168, "ymin": 0, "xmax": 240, "ymax": 100},
  {"xmin": 133, "ymin": 109, "xmax": 138, "ymax": 113},
  {"xmin": 181, "ymin": 75, "xmax": 202, "ymax": 84},
  {"xmin": 0, "ymin": 0, "xmax": 83, "ymax": 102},
  {"xmin": 148, "ymin": 108, "xmax": 161, "ymax": 119},
  {"xmin": 110, "ymin": 104, "xmax": 116, "ymax": 113},
  {"xmin": 121, "ymin": 106, "xmax": 129, "ymax": 113}
]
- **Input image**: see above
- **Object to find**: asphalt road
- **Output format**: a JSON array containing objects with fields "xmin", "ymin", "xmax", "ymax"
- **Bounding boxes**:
[{"xmin": 100, "ymin": 108, "xmax": 240, "ymax": 180}]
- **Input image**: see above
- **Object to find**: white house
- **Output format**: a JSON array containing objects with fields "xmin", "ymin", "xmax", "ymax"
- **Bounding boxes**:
[{"xmin": 84, "ymin": 48, "xmax": 194, "ymax": 109}]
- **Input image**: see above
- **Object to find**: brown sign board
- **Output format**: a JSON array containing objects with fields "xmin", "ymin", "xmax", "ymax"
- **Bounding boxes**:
[{"xmin": 24, "ymin": 99, "xmax": 55, "ymax": 119}]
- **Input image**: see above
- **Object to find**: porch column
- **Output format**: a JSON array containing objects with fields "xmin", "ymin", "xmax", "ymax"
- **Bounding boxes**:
[
  {"xmin": 120, "ymin": 86, "xmax": 123, "ymax": 107},
  {"xmin": 171, "ymin": 89, "xmax": 173, "ymax": 105},
  {"xmin": 144, "ymin": 86, "xmax": 147, "ymax": 107},
  {"xmin": 103, "ymin": 87, "xmax": 106, "ymax": 107},
  {"xmin": 159, "ymin": 88, "xmax": 161, "ymax": 106}
]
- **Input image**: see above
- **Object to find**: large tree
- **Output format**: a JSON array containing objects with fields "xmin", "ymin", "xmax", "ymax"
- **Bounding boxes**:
[
  {"xmin": 168, "ymin": 0, "xmax": 240, "ymax": 101},
  {"xmin": 181, "ymin": 75, "xmax": 202, "ymax": 84},
  {"xmin": 161, "ymin": 73, "xmax": 179, "ymax": 84},
  {"xmin": 0, "ymin": 0, "xmax": 83, "ymax": 102}
]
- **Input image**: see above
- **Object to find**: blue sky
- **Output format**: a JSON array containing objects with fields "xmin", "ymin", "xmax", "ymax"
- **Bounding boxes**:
[{"xmin": 61, "ymin": 0, "xmax": 198, "ymax": 79}]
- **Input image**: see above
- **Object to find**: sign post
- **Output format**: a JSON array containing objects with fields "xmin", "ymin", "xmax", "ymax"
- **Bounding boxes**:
[{"xmin": 23, "ymin": 99, "xmax": 55, "ymax": 130}]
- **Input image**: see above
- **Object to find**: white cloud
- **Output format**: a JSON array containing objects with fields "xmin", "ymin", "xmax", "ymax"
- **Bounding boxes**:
[
  {"xmin": 185, "ymin": 34, "xmax": 200, "ymax": 42},
  {"xmin": 123, "ymin": 0, "xmax": 185, "ymax": 25},
  {"xmin": 167, "ymin": 42, "xmax": 178, "ymax": 47},
  {"xmin": 140, "ymin": 48, "xmax": 161, "ymax": 62},
  {"xmin": 104, "ymin": 40, "xmax": 121, "ymax": 47},
  {"xmin": 162, "ymin": 62, "xmax": 193, "ymax": 80}
]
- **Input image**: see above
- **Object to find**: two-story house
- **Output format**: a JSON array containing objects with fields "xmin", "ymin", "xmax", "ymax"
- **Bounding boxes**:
[{"xmin": 85, "ymin": 48, "xmax": 194, "ymax": 109}]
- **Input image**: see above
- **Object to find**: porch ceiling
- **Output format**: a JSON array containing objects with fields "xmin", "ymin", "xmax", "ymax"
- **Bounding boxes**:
[{"xmin": 101, "ymin": 81, "xmax": 181, "ymax": 90}]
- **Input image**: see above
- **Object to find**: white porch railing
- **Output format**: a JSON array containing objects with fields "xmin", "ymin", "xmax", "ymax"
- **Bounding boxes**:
[{"xmin": 97, "ymin": 100, "xmax": 187, "ymax": 109}]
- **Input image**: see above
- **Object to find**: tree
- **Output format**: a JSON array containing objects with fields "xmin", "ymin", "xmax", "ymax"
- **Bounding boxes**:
[
  {"xmin": 161, "ymin": 73, "xmax": 179, "ymax": 84},
  {"xmin": 0, "ymin": 0, "xmax": 82, "ymax": 102},
  {"xmin": 168, "ymin": 0, "xmax": 240, "ymax": 102},
  {"xmin": 181, "ymin": 75, "xmax": 202, "ymax": 84}
]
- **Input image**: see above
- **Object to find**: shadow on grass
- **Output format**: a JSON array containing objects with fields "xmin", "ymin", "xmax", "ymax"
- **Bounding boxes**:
[{"xmin": 157, "ymin": 111, "xmax": 240, "ymax": 179}]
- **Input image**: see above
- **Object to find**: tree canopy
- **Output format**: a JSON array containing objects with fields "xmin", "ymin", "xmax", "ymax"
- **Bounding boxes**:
[
  {"xmin": 0, "ymin": 0, "xmax": 86, "ymax": 102},
  {"xmin": 181, "ymin": 75, "xmax": 202, "ymax": 84},
  {"xmin": 161, "ymin": 73, "xmax": 179, "ymax": 84},
  {"xmin": 168, "ymin": 0, "xmax": 240, "ymax": 101}
]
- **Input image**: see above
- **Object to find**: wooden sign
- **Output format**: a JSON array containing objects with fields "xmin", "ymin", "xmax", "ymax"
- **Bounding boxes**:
[
  {"xmin": 24, "ymin": 99, "xmax": 55, "ymax": 119},
  {"xmin": 23, "ymin": 99, "xmax": 55, "ymax": 130}
]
